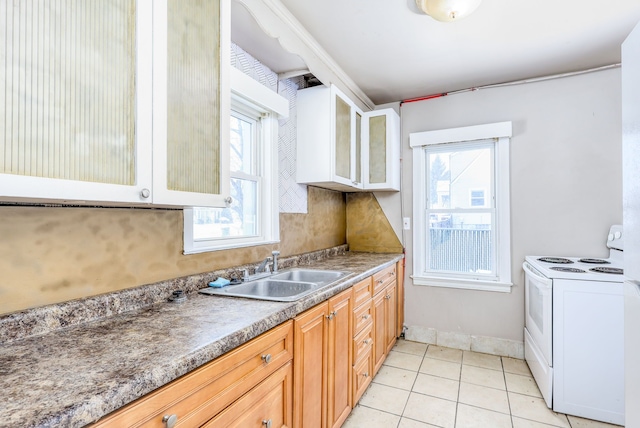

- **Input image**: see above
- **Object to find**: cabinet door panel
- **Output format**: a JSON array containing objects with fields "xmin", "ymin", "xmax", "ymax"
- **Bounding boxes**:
[
  {"xmin": 372, "ymin": 291, "xmax": 386, "ymax": 375},
  {"xmin": 334, "ymin": 95, "xmax": 351, "ymax": 180},
  {"xmin": 385, "ymin": 283, "xmax": 397, "ymax": 354},
  {"xmin": 368, "ymin": 115, "xmax": 387, "ymax": 184},
  {"xmin": 327, "ymin": 289, "xmax": 352, "ymax": 428},
  {"xmin": 294, "ymin": 303, "xmax": 328, "ymax": 428}
]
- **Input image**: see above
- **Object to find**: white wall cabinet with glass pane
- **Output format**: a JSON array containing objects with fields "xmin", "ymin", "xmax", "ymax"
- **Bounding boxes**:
[
  {"xmin": 0, "ymin": 0, "xmax": 230, "ymax": 208},
  {"xmin": 296, "ymin": 84, "xmax": 364, "ymax": 192},
  {"xmin": 296, "ymin": 84, "xmax": 399, "ymax": 192},
  {"xmin": 362, "ymin": 109, "xmax": 400, "ymax": 191}
]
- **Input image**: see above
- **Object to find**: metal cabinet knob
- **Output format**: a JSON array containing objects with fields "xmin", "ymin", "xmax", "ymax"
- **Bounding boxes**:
[
  {"xmin": 261, "ymin": 353, "xmax": 272, "ymax": 364},
  {"xmin": 326, "ymin": 310, "xmax": 337, "ymax": 320},
  {"xmin": 363, "ymin": 372, "xmax": 369, "ymax": 378},
  {"xmin": 377, "ymin": 279, "xmax": 384, "ymax": 284},
  {"xmin": 362, "ymin": 314, "xmax": 370, "ymax": 320},
  {"xmin": 224, "ymin": 196, "xmax": 233, "ymax": 206},
  {"xmin": 140, "ymin": 188, "xmax": 151, "ymax": 199},
  {"xmin": 162, "ymin": 414, "xmax": 178, "ymax": 428},
  {"xmin": 364, "ymin": 338, "xmax": 372, "ymax": 345},
  {"xmin": 262, "ymin": 419, "xmax": 272, "ymax": 428}
]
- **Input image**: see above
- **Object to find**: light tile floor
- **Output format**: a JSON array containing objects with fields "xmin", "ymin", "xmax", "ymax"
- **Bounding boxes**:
[{"xmin": 342, "ymin": 339, "xmax": 623, "ymax": 428}]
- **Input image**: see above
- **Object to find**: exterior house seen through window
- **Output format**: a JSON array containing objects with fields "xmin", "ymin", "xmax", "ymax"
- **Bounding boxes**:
[{"xmin": 410, "ymin": 122, "xmax": 512, "ymax": 292}]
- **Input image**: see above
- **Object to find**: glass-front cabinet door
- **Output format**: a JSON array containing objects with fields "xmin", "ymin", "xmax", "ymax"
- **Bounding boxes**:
[
  {"xmin": 0, "ymin": 0, "xmax": 229, "ymax": 207},
  {"xmin": 330, "ymin": 85, "xmax": 362, "ymax": 189},
  {"xmin": 363, "ymin": 108, "xmax": 400, "ymax": 191}
]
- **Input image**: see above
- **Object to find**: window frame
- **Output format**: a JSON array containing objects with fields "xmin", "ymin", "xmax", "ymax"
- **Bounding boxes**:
[
  {"xmin": 410, "ymin": 122, "xmax": 513, "ymax": 293},
  {"xmin": 183, "ymin": 68, "xmax": 288, "ymax": 254}
]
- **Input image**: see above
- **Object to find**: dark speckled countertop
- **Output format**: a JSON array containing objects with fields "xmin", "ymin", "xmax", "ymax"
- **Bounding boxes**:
[{"xmin": 0, "ymin": 251, "xmax": 402, "ymax": 428}]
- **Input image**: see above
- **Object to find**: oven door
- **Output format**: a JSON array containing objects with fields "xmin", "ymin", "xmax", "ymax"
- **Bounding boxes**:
[{"xmin": 523, "ymin": 261, "xmax": 553, "ymax": 365}]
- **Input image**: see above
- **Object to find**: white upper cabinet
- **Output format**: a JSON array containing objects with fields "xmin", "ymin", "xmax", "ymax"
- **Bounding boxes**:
[
  {"xmin": 362, "ymin": 109, "xmax": 400, "ymax": 191},
  {"xmin": 297, "ymin": 84, "xmax": 363, "ymax": 191},
  {"xmin": 0, "ymin": 0, "xmax": 229, "ymax": 208},
  {"xmin": 296, "ymin": 84, "xmax": 399, "ymax": 192}
]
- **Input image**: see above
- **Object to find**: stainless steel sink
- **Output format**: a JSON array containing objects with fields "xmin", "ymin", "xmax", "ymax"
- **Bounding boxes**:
[
  {"xmin": 199, "ymin": 268, "xmax": 351, "ymax": 302},
  {"xmin": 270, "ymin": 269, "xmax": 347, "ymax": 284}
]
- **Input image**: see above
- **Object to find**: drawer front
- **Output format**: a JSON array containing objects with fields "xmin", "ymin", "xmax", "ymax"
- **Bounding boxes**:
[
  {"xmin": 352, "ymin": 322, "xmax": 373, "ymax": 363},
  {"xmin": 372, "ymin": 265, "xmax": 396, "ymax": 296},
  {"xmin": 92, "ymin": 321, "xmax": 294, "ymax": 428},
  {"xmin": 202, "ymin": 361, "xmax": 293, "ymax": 428},
  {"xmin": 352, "ymin": 299, "xmax": 373, "ymax": 337},
  {"xmin": 352, "ymin": 352, "xmax": 373, "ymax": 404},
  {"xmin": 352, "ymin": 277, "xmax": 373, "ymax": 307}
]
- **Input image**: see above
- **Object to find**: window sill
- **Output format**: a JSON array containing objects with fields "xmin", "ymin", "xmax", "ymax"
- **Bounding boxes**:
[
  {"xmin": 412, "ymin": 275, "xmax": 513, "ymax": 293},
  {"xmin": 184, "ymin": 239, "xmax": 280, "ymax": 255}
]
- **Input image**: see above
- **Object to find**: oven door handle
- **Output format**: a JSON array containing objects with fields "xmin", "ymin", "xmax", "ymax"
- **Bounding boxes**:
[{"xmin": 523, "ymin": 262, "xmax": 553, "ymax": 289}]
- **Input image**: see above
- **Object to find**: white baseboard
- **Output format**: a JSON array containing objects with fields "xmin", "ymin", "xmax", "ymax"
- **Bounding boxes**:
[{"xmin": 404, "ymin": 325, "xmax": 524, "ymax": 359}]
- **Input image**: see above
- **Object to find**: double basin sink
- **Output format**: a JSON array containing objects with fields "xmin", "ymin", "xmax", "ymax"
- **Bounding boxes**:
[{"xmin": 199, "ymin": 268, "xmax": 352, "ymax": 302}]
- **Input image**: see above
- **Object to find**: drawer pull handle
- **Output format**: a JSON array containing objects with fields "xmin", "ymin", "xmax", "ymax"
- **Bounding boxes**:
[
  {"xmin": 162, "ymin": 414, "xmax": 178, "ymax": 428},
  {"xmin": 364, "ymin": 338, "xmax": 372, "ymax": 345},
  {"xmin": 262, "ymin": 419, "xmax": 272, "ymax": 428},
  {"xmin": 363, "ymin": 372, "xmax": 369, "ymax": 378},
  {"xmin": 362, "ymin": 314, "xmax": 370, "ymax": 320},
  {"xmin": 261, "ymin": 353, "xmax": 272, "ymax": 364},
  {"xmin": 377, "ymin": 279, "xmax": 384, "ymax": 284},
  {"xmin": 391, "ymin": 271, "xmax": 395, "ymax": 276},
  {"xmin": 385, "ymin": 294, "xmax": 391, "ymax": 300},
  {"xmin": 326, "ymin": 311, "xmax": 337, "ymax": 320}
]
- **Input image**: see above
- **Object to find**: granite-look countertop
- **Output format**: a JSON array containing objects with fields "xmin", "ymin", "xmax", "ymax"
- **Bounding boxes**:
[{"xmin": 0, "ymin": 251, "xmax": 402, "ymax": 428}]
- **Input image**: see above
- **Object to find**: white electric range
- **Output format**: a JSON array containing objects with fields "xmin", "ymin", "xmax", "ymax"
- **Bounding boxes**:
[{"xmin": 523, "ymin": 225, "xmax": 624, "ymax": 425}]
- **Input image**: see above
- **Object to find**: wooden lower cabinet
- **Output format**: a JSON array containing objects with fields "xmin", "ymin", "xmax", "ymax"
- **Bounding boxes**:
[
  {"xmin": 202, "ymin": 362, "xmax": 293, "ymax": 428},
  {"xmin": 293, "ymin": 288, "xmax": 352, "ymax": 428},
  {"xmin": 372, "ymin": 282, "xmax": 397, "ymax": 376}
]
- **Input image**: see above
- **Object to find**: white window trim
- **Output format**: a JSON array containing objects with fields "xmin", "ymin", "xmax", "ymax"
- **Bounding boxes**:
[
  {"xmin": 183, "ymin": 68, "xmax": 288, "ymax": 254},
  {"xmin": 409, "ymin": 122, "xmax": 513, "ymax": 293}
]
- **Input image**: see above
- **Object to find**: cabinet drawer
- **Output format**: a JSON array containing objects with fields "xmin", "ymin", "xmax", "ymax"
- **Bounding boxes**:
[
  {"xmin": 92, "ymin": 321, "xmax": 293, "ymax": 428},
  {"xmin": 372, "ymin": 265, "xmax": 396, "ymax": 296},
  {"xmin": 352, "ymin": 351, "xmax": 373, "ymax": 404},
  {"xmin": 202, "ymin": 361, "xmax": 293, "ymax": 428},
  {"xmin": 353, "ymin": 322, "xmax": 373, "ymax": 363},
  {"xmin": 352, "ymin": 299, "xmax": 373, "ymax": 336},
  {"xmin": 352, "ymin": 277, "xmax": 373, "ymax": 308}
]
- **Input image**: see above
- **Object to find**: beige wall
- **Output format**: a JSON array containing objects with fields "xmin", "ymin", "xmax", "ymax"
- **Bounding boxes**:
[
  {"xmin": 0, "ymin": 186, "xmax": 346, "ymax": 315},
  {"xmin": 401, "ymin": 68, "xmax": 623, "ymax": 341},
  {"xmin": 346, "ymin": 193, "xmax": 403, "ymax": 253}
]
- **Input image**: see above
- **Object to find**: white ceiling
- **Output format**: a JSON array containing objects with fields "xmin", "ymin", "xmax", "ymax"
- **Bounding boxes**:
[{"xmin": 232, "ymin": 0, "xmax": 640, "ymax": 105}]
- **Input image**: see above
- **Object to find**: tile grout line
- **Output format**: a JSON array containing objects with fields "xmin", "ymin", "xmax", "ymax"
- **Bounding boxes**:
[{"xmin": 396, "ymin": 341, "xmax": 428, "ymax": 427}]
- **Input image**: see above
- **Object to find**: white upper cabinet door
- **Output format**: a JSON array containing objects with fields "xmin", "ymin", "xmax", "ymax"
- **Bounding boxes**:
[
  {"xmin": 297, "ymin": 84, "xmax": 363, "ymax": 191},
  {"xmin": 362, "ymin": 109, "xmax": 400, "ymax": 191},
  {"xmin": 152, "ymin": 0, "xmax": 230, "ymax": 208},
  {"xmin": 0, "ymin": 0, "xmax": 229, "ymax": 208}
]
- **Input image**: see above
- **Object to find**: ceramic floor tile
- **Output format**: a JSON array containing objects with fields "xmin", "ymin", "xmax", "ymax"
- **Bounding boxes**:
[
  {"xmin": 373, "ymin": 365, "xmax": 418, "ymax": 391},
  {"xmin": 503, "ymin": 357, "xmax": 532, "ymax": 376},
  {"xmin": 359, "ymin": 382, "xmax": 410, "ymax": 416},
  {"xmin": 460, "ymin": 365, "xmax": 506, "ymax": 390},
  {"xmin": 566, "ymin": 415, "xmax": 623, "ymax": 427},
  {"xmin": 412, "ymin": 373, "xmax": 460, "ymax": 401},
  {"xmin": 458, "ymin": 382, "xmax": 510, "ymax": 414},
  {"xmin": 384, "ymin": 350, "xmax": 424, "ymax": 372},
  {"xmin": 398, "ymin": 417, "xmax": 440, "ymax": 428},
  {"xmin": 455, "ymin": 403, "xmax": 512, "ymax": 428},
  {"xmin": 425, "ymin": 345, "xmax": 463, "ymax": 363},
  {"xmin": 342, "ymin": 404, "xmax": 401, "ymax": 428},
  {"xmin": 509, "ymin": 392, "xmax": 570, "ymax": 427},
  {"xmin": 402, "ymin": 392, "xmax": 457, "ymax": 428},
  {"xmin": 394, "ymin": 339, "xmax": 428, "ymax": 356},
  {"xmin": 462, "ymin": 350, "xmax": 503, "ymax": 371},
  {"xmin": 419, "ymin": 357, "xmax": 461, "ymax": 380},
  {"xmin": 505, "ymin": 372, "xmax": 542, "ymax": 398},
  {"xmin": 513, "ymin": 417, "xmax": 564, "ymax": 427}
]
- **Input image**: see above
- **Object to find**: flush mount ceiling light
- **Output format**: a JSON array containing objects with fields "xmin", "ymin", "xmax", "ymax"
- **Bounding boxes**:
[{"xmin": 415, "ymin": 0, "xmax": 482, "ymax": 22}]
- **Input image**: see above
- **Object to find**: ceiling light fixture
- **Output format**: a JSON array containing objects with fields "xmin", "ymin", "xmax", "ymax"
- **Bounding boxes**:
[{"xmin": 415, "ymin": 0, "xmax": 482, "ymax": 22}]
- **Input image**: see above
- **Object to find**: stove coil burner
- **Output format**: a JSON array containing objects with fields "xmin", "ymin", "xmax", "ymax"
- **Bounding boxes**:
[
  {"xmin": 590, "ymin": 267, "xmax": 624, "ymax": 275},
  {"xmin": 550, "ymin": 267, "xmax": 586, "ymax": 273},
  {"xmin": 578, "ymin": 258, "xmax": 610, "ymax": 264},
  {"xmin": 538, "ymin": 257, "xmax": 574, "ymax": 264}
]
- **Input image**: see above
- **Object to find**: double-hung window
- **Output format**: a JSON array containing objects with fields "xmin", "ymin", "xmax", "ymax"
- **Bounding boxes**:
[
  {"xmin": 410, "ymin": 122, "xmax": 512, "ymax": 292},
  {"xmin": 184, "ymin": 68, "xmax": 287, "ymax": 253}
]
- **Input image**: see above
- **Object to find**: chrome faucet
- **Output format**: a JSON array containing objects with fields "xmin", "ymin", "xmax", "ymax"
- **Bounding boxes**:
[
  {"xmin": 243, "ymin": 251, "xmax": 281, "ymax": 281},
  {"xmin": 256, "ymin": 257, "xmax": 272, "ymax": 274}
]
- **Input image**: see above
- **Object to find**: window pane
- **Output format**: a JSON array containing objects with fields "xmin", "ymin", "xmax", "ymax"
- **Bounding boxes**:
[
  {"xmin": 428, "ymin": 213, "xmax": 493, "ymax": 274},
  {"xmin": 428, "ymin": 147, "xmax": 491, "ymax": 209},
  {"xmin": 1, "ymin": 0, "xmax": 136, "ymax": 184},
  {"xmin": 230, "ymin": 114, "xmax": 254, "ymax": 174},
  {"xmin": 193, "ymin": 178, "xmax": 257, "ymax": 240}
]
